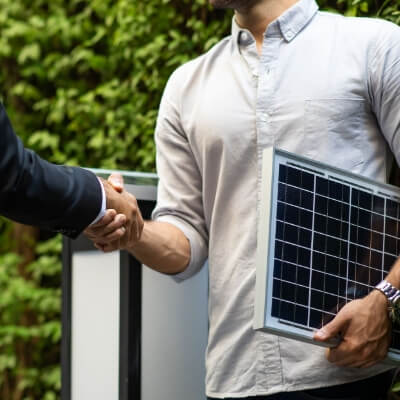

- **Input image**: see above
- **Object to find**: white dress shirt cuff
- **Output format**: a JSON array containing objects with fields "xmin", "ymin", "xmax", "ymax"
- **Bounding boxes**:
[{"xmin": 89, "ymin": 177, "xmax": 107, "ymax": 226}]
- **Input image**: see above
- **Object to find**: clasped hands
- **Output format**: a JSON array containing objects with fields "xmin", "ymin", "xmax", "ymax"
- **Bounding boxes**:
[{"xmin": 84, "ymin": 173, "xmax": 143, "ymax": 252}]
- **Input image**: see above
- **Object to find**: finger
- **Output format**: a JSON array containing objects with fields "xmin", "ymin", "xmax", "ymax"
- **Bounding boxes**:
[
  {"xmin": 360, "ymin": 360, "xmax": 379, "ymax": 369},
  {"xmin": 99, "ymin": 214, "xmax": 126, "ymax": 236},
  {"xmin": 347, "ymin": 360, "xmax": 368, "ymax": 368},
  {"xmin": 314, "ymin": 313, "xmax": 348, "ymax": 343},
  {"xmin": 100, "ymin": 226, "xmax": 126, "ymax": 243},
  {"xmin": 90, "ymin": 214, "xmax": 126, "ymax": 238},
  {"xmin": 94, "ymin": 243, "xmax": 105, "ymax": 252},
  {"xmin": 327, "ymin": 342, "xmax": 359, "ymax": 366},
  {"xmin": 91, "ymin": 209, "xmax": 117, "ymax": 228},
  {"xmin": 108, "ymin": 173, "xmax": 124, "ymax": 193},
  {"xmin": 101, "ymin": 240, "xmax": 121, "ymax": 253},
  {"xmin": 345, "ymin": 355, "xmax": 380, "ymax": 368}
]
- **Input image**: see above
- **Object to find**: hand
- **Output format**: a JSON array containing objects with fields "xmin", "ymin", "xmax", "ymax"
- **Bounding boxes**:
[
  {"xmin": 313, "ymin": 290, "xmax": 391, "ymax": 368},
  {"xmin": 84, "ymin": 173, "xmax": 144, "ymax": 251},
  {"xmin": 85, "ymin": 209, "xmax": 127, "ymax": 247}
]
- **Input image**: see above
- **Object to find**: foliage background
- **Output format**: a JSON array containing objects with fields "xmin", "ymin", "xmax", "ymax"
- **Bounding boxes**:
[{"xmin": 0, "ymin": 0, "xmax": 398, "ymax": 398}]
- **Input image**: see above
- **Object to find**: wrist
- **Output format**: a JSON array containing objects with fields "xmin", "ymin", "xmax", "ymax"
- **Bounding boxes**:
[
  {"xmin": 370, "ymin": 288, "xmax": 389, "ymax": 308},
  {"xmin": 123, "ymin": 221, "xmax": 147, "ymax": 252}
]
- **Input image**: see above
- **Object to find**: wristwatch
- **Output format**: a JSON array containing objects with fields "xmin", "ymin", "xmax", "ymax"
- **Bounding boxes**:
[{"xmin": 375, "ymin": 280, "xmax": 400, "ymax": 324}]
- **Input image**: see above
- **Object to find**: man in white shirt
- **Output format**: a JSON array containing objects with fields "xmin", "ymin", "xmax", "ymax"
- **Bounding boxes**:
[{"xmin": 86, "ymin": 0, "xmax": 400, "ymax": 398}]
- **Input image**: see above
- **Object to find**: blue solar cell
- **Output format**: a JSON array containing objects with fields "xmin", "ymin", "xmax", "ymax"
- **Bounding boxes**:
[
  {"xmin": 373, "ymin": 195, "xmax": 385, "ymax": 214},
  {"xmin": 277, "ymin": 202, "xmax": 285, "ymax": 220},
  {"xmin": 287, "ymin": 167, "xmax": 301, "ymax": 188},
  {"xmin": 278, "ymin": 183, "xmax": 286, "ymax": 202},
  {"xmin": 385, "ymin": 236, "xmax": 397, "ymax": 255},
  {"xmin": 316, "ymin": 177, "xmax": 328, "ymax": 196},
  {"xmin": 279, "ymin": 300, "xmax": 295, "ymax": 321},
  {"xmin": 298, "ymin": 248, "xmax": 311, "ymax": 267},
  {"xmin": 282, "ymin": 242, "xmax": 298, "ymax": 264},
  {"xmin": 279, "ymin": 165, "xmax": 288, "ymax": 183},
  {"xmin": 311, "ymin": 271, "xmax": 324, "ymax": 291},
  {"xmin": 359, "ymin": 191, "xmax": 372, "ymax": 210},
  {"xmin": 342, "ymin": 185, "xmax": 350, "ymax": 203},
  {"xmin": 301, "ymin": 171, "xmax": 314, "ymax": 192},
  {"xmin": 299, "ymin": 228, "xmax": 311, "ymax": 247},
  {"xmin": 328, "ymin": 181, "xmax": 344, "ymax": 202},
  {"xmin": 285, "ymin": 204, "xmax": 300, "ymax": 225},
  {"xmin": 327, "ymin": 198, "xmax": 342, "ymax": 219},
  {"xmin": 325, "ymin": 274, "xmax": 339, "ymax": 295},
  {"xmin": 351, "ymin": 189, "xmax": 360, "ymax": 206},
  {"xmin": 273, "ymin": 260, "xmax": 282, "ymax": 279},
  {"xmin": 297, "ymin": 267, "xmax": 310, "ymax": 286},
  {"xmin": 312, "ymin": 251, "xmax": 325, "ymax": 272},
  {"xmin": 286, "ymin": 185, "xmax": 301, "ymax": 207},
  {"xmin": 281, "ymin": 262, "xmax": 296, "ymax": 282},
  {"xmin": 370, "ymin": 251, "xmax": 382, "ymax": 269},
  {"xmin": 281, "ymin": 281, "xmax": 296, "ymax": 302},
  {"xmin": 387, "ymin": 200, "xmax": 398, "ymax": 219},
  {"xmin": 296, "ymin": 286, "xmax": 309, "ymax": 306},
  {"xmin": 271, "ymin": 299, "xmax": 280, "ymax": 318},
  {"xmin": 301, "ymin": 190, "xmax": 313, "ymax": 210},
  {"xmin": 372, "ymin": 213, "xmax": 384, "ymax": 232},
  {"xmin": 325, "ymin": 255, "xmax": 339, "ymax": 275},
  {"xmin": 315, "ymin": 195, "xmax": 327, "ymax": 215},
  {"xmin": 276, "ymin": 221, "xmax": 284, "ymax": 240},
  {"xmin": 385, "ymin": 217, "xmax": 398, "ymax": 237},
  {"xmin": 294, "ymin": 305, "xmax": 308, "ymax": 325},
  {"xmin": 309, "ymin": 310, "xmax": 323, "ymax": 329},
  {"xmin": 300, "ymin": 209, "xmax": 313, "ymax": 229}
]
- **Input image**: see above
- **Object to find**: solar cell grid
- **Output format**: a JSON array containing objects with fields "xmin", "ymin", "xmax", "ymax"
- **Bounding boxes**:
[{"xmin": 270, "ymin": 159, "xmax": 400, "ymax": 357}]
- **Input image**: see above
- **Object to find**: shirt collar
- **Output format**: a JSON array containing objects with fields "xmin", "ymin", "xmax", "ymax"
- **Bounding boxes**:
[{"xmin": 231, "ymin": 0, "xmax": 319, "ymax": 45}]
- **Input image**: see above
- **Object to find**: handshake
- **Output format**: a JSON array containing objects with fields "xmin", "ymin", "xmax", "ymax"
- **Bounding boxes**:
[{"xmin": 84, "ymin": 173, "xmax": 144, "ymax": 252}]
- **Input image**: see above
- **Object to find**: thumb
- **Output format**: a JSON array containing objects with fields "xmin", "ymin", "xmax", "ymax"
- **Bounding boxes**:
[
  {"xmin": 314, "ymin": 314, "xmax": 347, "ymax": 343},
  {"xmin": 108, "ymin": 173, "xmax": 124, "ymax": 193}
]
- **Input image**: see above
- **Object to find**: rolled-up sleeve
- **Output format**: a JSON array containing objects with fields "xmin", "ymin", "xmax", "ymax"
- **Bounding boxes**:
[
  {"xmin": 152, "ymin": 69, "xmax": 208, "ymax": 281},
  {"xmin": 369, "ymin": 22, "xmax": 400, "ymax": 163}
]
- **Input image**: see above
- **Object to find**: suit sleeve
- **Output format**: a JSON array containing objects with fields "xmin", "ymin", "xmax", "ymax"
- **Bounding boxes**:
[{"xmin": 0, "ymin": 103, "xmax": 102, "ymax": 238}]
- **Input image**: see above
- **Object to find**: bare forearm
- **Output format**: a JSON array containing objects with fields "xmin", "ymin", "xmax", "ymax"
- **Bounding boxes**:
[{"xmin": 127, "ymin": 220, "xmax": 190, "ymax": 274}]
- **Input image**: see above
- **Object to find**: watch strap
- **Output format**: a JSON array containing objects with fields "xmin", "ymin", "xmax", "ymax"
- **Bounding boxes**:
[{"xmin": 375, "ymin": 280, "xmax": 400, "ymax": 305}]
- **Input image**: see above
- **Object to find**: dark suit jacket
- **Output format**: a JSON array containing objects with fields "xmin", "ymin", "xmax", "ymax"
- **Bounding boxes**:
[{"xmin": 0, "ymin": 103, "xmax": 102, "ymax": 238}]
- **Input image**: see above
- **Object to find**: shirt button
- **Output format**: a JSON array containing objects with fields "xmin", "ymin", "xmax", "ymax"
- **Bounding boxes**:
[
  {"xmin": 286, "ymin": 30, "xmax": 294, "ymax": 40},
  {"xmin": 240, "ymin": 31, "xmax": 253, "ymax": 46}
]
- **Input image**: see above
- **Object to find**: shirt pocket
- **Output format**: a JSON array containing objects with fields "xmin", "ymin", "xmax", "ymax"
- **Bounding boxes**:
[{"xmin": 303, "ymin": 99, "xmax": 365, "ymax": 173}]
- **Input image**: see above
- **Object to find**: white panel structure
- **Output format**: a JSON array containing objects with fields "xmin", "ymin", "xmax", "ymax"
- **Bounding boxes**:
[
  {"xmin": 71, "ymin": 251, "xmax": 120, "ymax": 400},
  {"xmin": 141, "ymin": 263, "xmax": 209, "ymax": 400}
]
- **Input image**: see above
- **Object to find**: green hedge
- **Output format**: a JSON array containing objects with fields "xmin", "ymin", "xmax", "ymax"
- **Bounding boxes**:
[{"xmin": 0, "ymin": 0, "xmax": 398, "ymax": 398}]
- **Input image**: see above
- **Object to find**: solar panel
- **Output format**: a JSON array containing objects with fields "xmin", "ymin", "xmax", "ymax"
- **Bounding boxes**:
[{"xmin": 254, "ymin": 147, "xmax": 400, "ymax": 363}]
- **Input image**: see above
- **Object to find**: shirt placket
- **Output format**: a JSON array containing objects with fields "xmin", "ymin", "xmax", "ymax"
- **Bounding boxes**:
[{"xmin": 255, "ymin": 31, "xmax": 286, "ymax": 391}]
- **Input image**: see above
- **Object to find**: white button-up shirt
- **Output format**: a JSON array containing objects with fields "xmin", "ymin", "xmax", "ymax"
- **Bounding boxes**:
[{"xmin": 152, "ymin": 0, "xmax": 400, "ymax": 396}]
